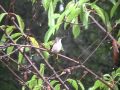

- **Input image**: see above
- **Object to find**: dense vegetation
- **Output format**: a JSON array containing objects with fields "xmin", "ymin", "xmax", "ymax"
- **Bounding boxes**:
[{"xmin": 0, "ymin": 0, "xmax": 120, "ymax": 90}]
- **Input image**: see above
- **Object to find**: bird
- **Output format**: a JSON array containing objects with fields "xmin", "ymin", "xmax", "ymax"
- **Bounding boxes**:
[{"xmin": 51, "ymin": 37, "xmax": 62, "ymax": 53}]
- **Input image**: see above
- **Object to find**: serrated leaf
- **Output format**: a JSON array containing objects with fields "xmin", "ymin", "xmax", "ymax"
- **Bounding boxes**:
[
  {"xmin": 0, "ymin": 13, "xmax": 7, "ymax": 23},
  {"xmin": 110, "ymin": 1, "xmax": 120, "ymax": 18},
  {"xmin": 67, "ymin": 79, "xmax": 78, "ymax": 90},
  {"xmin": 15, "ymin": 14, "xmax": 25, "ymax": 32}
]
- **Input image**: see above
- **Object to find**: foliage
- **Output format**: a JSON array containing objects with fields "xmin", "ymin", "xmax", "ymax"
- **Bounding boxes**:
[{"xmin": 0, "ymin": 0, "xmax": 120, "ymax": 90}]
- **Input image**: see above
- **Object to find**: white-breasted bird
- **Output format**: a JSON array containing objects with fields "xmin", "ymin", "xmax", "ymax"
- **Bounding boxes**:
[{"xmin": 51, "ymin": 37, "xmax": 62, "ymax": 53}]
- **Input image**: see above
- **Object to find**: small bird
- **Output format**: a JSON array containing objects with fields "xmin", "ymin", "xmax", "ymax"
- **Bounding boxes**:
[{"xmin": 51, "ymin": 37, "xmax": 62, "ymax": 53}]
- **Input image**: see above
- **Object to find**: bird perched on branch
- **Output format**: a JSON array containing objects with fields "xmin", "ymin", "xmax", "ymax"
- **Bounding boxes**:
[{"xmin": 51, "ymin": 37, "xmax": 62, "ymax": 53}]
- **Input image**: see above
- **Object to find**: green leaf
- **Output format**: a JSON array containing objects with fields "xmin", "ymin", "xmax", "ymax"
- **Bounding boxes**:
[
  {"xmin": 48, "ymin": 2, "xmax": 55, "ymax": 27},
  {"xmin": 39, "ymin": 63, "xmax": 45, "ymax": 76},
  {"xmin": 72, "ymin": 18, "xmax": 80, "ymax": 39},
  {"xmin": 42, "ymin": 0, "xmax": 51, "ymax": 10},
  {"xmin": 44, "ymin": 26, "xmax": 56, "ymax": 42},
  {"xmin": 28, "ymin": 36, "xmax": 39, "ymax": 48},
  {"xmin": 50, "ymin": 80, "xmax": 59, "ymax": 86},
  {"xmin": 91, "ymin": 4, "xmax": 106, "ymax": 24},
  {"xmin": 67, "ymin": 79, "xmax": 78, "ymax": 90},
  {"xmin": 83, "ymin": 10, "xmax": 90, "ymax": 29},
  {"xmin": 79, "ymin": 0, "xmax": 89, "ymax": 6},
  {"xmin": 54, "ymin": 84, "xmax": 61, "ymax": 90},
  {"xmin": 18, "ymin": 52, "xmax": 24, "ymax": 70},
  {"xmin": 15, "ymin": 14, "xmax": 25, "ymax": 32},
  {"xmin": 27, "ymin": 75, "xmax": 37, "ymax": 89},
  {"xmin": 6, "ymin": 25, "xmax": 16, "ymax": 34},
  {"xmin": 110, "ymin": 1, "xmax": 120, "ymax": 18},
  {"xmin": 6, "ymin": 46, "xmax": 14, "ymax": 54},
  {"xmin": 18, "ymin": 52, "xmax": 23, "ymax": 64},
  {"xmin": 11, "ymin": 33, "xmax": 21, "ymax": 39},
  {"xmin": 42, "ymin": 51, "xmax": 50, "ymax": 60},
  {"xmin": 64, "ymin": 7, "xmax": 80, "ymax": 29},
  {"xmin": 77, "ymin": 80, "xmax": 85, "ymax": 90},
  {"xmin": 0, "ymin": 13, "xmax": 7, "ymax": 23}
]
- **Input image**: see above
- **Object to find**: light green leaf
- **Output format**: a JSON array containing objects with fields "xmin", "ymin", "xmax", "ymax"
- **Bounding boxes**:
[
  {"xmin": 27, "ymin": 75, "xmax": 37, "ymax": 89},
  {"xmin": 91, "ymin": 4, "xmax": 105, "ymax": 24},
  {"xmin": 53, "ymin": 13, "xmax": 60, "ymax": 19},
  {"xmin": 50, "ymin": 80, "xmax": 59, "ymax": 86},
  {"xmin": 110, "ymin": 0, "xmax": 120, "ymax": 18},
  {"xmin": 42, "ymin": 51, "xmax": 50, "ymax": 59},
  {"xmin": 15, "ymin": 14, "xmax": 25, "ymax": 32},
  {"xmin": 18, "ymin": 52, "xmax": 23, "ymax": 64},
  {"xmin": 18, "ymin": 52, "xmax": 24, "ymax": 70},
  {"xmin": 77, "ymin": 80, "xmax": 85, "ymax": 90},
  {"xmin": 83, "ymin": 10, "xmax": 90, "ymax": 29},
  {"xmin": 0, "ymin": 13, "xmax": 7, "ymax": 23},
  {"xmin": 67, "ymin": 78, "xmax": 78, "ymax": 90},
  {"xmin": 48, "ymin": 2, "xmax": 55, "ymax": 27},
  {"xmin": 79, "ymin": 0, "xmax": 89, "ymax": 6},
  {"xmin": 6, "ymin": 25, "xmax": 16, "ymax": 34},
  {"xmin": 39, "ymin": 63, "xmax": 45, "ymax": 76},
  {"xmin": 28, "ymin": 36, "xmax": 39, "ymax": 48},
  {"xmin": 42, "ymin": 0, "xmax": 51, "ymax": 10},
  {"xmin": 11, "ymin": 33, "xmax": 21, "ymax": 39},
  {"xmin": 44, "ymin": 26, "xmax": 56, "ymax": 42},
  {"xmin": 72, "ymin": 19, "xmax": 80, "ymax": 39},
  {"xmin": 54, "ymin": 84, "xmax": 61, "ymax": 90},
  {"xmin": 6, "ymin": 46, "xmax": 14, "ymax": 54},
  {"xmin": 115, "ymin": 18, "xmax": 120, "ymax": 26},
  {"xmin": 64, "ymin": 7, "xmax": 80, "ymax": 29}
]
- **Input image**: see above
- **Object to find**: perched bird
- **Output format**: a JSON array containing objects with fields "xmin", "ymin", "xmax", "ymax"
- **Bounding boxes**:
[{"xmin": 51, "ymin": 37, "xmax": 62, "ymax": 53}]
